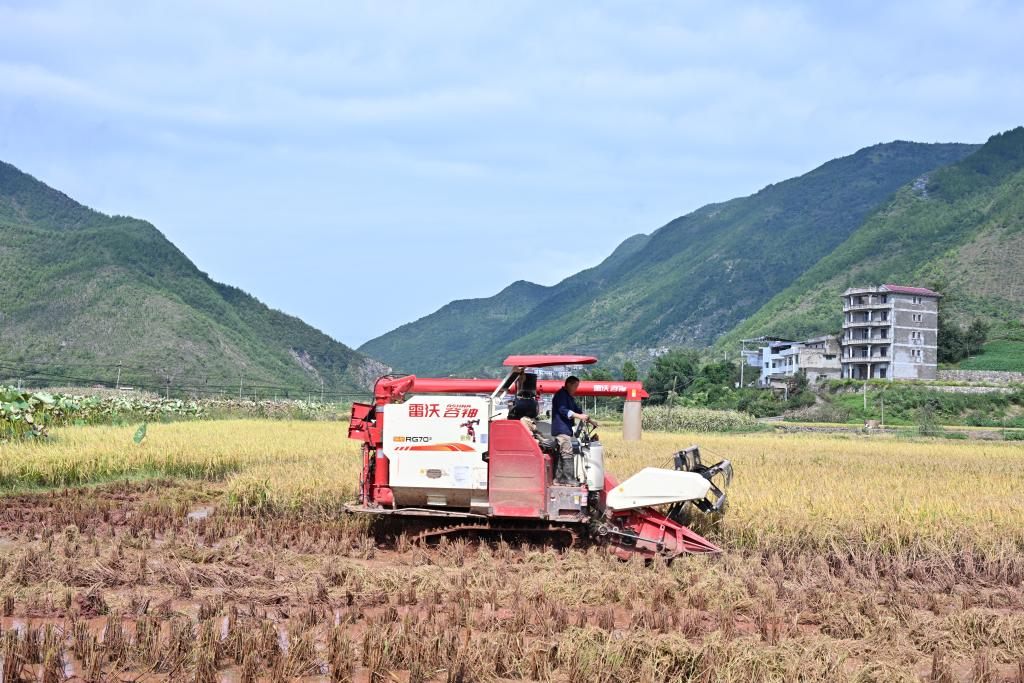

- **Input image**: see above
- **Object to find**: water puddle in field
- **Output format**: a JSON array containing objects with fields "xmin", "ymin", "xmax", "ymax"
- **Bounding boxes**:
[{"xmin": 187, "ymin": 505, "xmax": 215, "ymax": 521}]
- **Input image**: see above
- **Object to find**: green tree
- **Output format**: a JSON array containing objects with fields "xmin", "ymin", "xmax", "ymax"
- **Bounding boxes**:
[
  {"xmin": 966, "ymin": 319, "xmax": 989, "ymax": 355},
  {"xmin": 699, "ymin": 360, "xmax": 737, "ymax": 386},
  {"xmin": 788, "ymin": 369, "xmax": 809, "ymax": 395},
  {"xmin": 939, "ymin": 316, "xmax": 989, "ymax": 363},
  {"xmin": 621, "ymin": 361, "xmax": 638, "ymax": 382},
  {"xmin": 645, "ymin": 350, "xmax": 700, "ymax": 403},
  {"xmin": 583, "ymin": 367, "xmax": 614, "ymax": 381}
]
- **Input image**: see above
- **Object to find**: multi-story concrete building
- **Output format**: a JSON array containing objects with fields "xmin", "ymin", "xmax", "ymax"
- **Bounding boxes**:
[
  {"xmin": 742, "ymin": 335, "xmax": 841, "ymax": 387},
  {"xmin": 841, "ymin": 284, "xmax": 941, "ymax": 380}
]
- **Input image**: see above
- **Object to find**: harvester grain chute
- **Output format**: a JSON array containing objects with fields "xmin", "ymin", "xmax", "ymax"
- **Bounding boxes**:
[{"xmin": 346, "ymin": 355, "xmax": 733, "ymax": 559}]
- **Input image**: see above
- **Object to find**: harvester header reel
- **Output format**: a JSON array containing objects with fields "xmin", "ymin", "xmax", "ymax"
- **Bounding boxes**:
[{"xmin": 672, "ymin": 446, "xmax": 732, "ymax": 515}]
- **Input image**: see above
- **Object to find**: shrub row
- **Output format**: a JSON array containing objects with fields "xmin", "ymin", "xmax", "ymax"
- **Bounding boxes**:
[
  {"xmin": 642, "ymin": 406, "xmax": 758, "ymax": 432},
  {"xmin": 0, "ymin": 387, "xmax": 342, "ymax": 441}
]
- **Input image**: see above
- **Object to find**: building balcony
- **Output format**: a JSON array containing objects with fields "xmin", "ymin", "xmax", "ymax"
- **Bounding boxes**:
[
  {"xmin": 843, "ymin": 319, "xmax": 891, "ymax": 327},
  {"xmin": 843, "ymin": 301, "xmax": 894, "ymax": 312}
]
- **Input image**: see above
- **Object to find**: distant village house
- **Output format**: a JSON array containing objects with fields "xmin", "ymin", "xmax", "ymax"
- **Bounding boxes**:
[
  {"xmin": 742, "ymin": 283, "xmax": 942, "ymax": 386},
  {"xmin": 742, "ymin": 336, "xmax": 841, "ymax": 388}
]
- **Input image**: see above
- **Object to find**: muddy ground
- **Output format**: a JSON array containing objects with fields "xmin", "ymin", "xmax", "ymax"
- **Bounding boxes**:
[{"xmin": 0, "ymin": 481, "xmax": 1022, "ymax": 682}]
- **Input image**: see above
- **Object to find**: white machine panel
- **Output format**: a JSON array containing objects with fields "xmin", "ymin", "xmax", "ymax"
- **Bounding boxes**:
[
  {"xmin": 605, "ymin": 467, "xmax": 711, "ymax": 512},
  {"xmin": 383, "ymin": 395, "xmax": 490, "ymax": 507}
]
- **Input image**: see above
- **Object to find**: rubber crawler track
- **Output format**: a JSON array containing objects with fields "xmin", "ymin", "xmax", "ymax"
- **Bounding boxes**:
[{"xmin": 411, "ymin": 520, "xmax": 583, "ymax": 549}]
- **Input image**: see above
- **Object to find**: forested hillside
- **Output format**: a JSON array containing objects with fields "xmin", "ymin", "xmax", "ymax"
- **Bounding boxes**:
[
  {"xmin": 720, "ymin": 127, "xmax": 1024, "ymax": 347},
  {"xmin": 362, "ymin": 141, "xmax": 978, "ymax": 375},
  {"xmin": 0, "ymin": 162, "xmax": 384, "ymax": 395}
]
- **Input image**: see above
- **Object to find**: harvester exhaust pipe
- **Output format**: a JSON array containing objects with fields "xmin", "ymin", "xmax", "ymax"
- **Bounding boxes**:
[{"xmin": 622, "ymin": 399, "xmax": 642, "ymax": 441}]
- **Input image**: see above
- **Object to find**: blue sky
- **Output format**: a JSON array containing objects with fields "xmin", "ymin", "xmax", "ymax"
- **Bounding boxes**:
[{"xmin": 1, "ymin": 1, "xmax": 1022, "ymax": 347}]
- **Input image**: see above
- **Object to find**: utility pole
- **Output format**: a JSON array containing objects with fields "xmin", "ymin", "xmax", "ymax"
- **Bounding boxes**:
[
  {"xmin": 320, "ymin": 377, "xmax": 325, "ymax": 403},
  {"xmin": 739, "ymin": 344, "xmax": 744, "ymax": 388},
  {"xmin": 115, "ymin": 363, "xmax": 122, "ymax": 390},
  {"xmin": 239, "ymin": 376, "xmax": 243, "ymax": 401},
  {"xmin": 669, "ymin": 375, "xmax": 677, "ymax": 416},
  {"xmin": 880, "ymin": 394, "xmax": 885, "ymax": 427}
]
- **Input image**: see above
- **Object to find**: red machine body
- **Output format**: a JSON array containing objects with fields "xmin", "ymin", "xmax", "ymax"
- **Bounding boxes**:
[{"xmin": 487, "ymin": 420, "xmax": 552, "ymax": 518}]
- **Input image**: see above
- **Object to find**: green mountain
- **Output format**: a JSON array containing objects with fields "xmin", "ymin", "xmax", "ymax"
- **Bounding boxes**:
[
  {"xmin": 361, "ymin": 141, "xmax": 978, "ymax": 375},
  {"xmin": 0, "ymin": 161, "xmax": 385, "ymax": 395},
  {"xmin": 721, "ymin": 127, "xmax": 1024, "ymax": 347}
]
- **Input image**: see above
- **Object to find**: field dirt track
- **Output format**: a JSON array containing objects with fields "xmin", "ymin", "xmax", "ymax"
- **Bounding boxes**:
[{"xmin": 1, "ymin": 480, "xmax": 1023, "ymax": 682}]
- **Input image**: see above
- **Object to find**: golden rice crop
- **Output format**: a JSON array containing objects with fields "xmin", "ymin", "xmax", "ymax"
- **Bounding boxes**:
[
  {"xmin": 3, "ymin": 419, "xmax": 1023, "ymax": 556},
  {"xmin": 0, "ymin": 420, "xmax": 350, "ymax": 491},
  {"xmin": 602, "ymin": 430, "xmax": 1024, "ymax": 556}
]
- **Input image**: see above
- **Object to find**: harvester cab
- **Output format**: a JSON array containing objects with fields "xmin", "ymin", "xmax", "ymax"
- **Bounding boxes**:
[{"xmin": 346, "ymin": 355, "xmax": 733, "ymax": 560}]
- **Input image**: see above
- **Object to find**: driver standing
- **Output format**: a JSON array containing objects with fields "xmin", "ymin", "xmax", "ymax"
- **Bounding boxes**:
[{"xmin": 551, "ymin": 376, "xmax": 598, "ymax": 484}]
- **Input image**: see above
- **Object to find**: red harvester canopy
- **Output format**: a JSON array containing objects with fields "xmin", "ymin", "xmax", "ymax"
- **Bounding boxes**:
[{"xmin": 503, "ymin": 355, "xmax": 597, "ymax": 367}]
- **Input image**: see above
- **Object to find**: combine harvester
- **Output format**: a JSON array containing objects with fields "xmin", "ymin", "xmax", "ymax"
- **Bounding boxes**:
[{"xmin": 347, "ymin": 355, "xmax": 732, "ymax": 559}]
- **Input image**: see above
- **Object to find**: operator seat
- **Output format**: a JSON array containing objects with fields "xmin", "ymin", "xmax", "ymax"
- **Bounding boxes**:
[
  {"xmin": 507, "ymin": 371, "xmax": 540, "ymax": 420},
  {"xmin": 505, "ymin": 372, "xmax": 558, "ymax": 456},
  {"xmin": 509, "ymin": 396, "xmax": 538, "ymax": 420}
]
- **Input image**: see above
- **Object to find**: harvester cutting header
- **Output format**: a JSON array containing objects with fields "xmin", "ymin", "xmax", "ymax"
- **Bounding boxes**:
[{"xmin": 347, "ymin": 355, "xmax": 733, "ymax": 559}]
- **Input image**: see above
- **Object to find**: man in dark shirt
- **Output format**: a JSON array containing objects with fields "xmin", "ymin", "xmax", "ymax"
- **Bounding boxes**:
[{"xmin": 551, "ymin": 376, "xmax": 596, "ymax": 484}]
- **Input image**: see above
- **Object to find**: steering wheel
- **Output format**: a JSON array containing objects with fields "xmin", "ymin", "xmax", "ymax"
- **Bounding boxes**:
[{"xmin": 574, "ymin": 419, "xmax": 597, "ymax": 441}]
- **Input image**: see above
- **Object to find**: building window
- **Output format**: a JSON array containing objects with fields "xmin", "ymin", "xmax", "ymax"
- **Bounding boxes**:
[
  {"xmin": 912, "ymin": 296, "xmax": 922, "ymax": 304},
  {"xmin": 880, "ymin": 295, "xmax": 888, "ymax": 304}
]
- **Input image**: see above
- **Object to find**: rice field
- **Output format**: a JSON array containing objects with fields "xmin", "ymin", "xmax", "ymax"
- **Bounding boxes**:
[
  {"xmin": 1, "ymin": 420, "xmax": 1023, "ymax": 681},
  {"xmin": 4, "ymin": 420, "xmax": 1022, "ymax": 553}
]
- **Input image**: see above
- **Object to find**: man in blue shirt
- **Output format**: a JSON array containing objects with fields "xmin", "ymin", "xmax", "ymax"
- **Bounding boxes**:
[{"xmin": 551, "ymin": 376, "xmax": 596, "ymax": 484}]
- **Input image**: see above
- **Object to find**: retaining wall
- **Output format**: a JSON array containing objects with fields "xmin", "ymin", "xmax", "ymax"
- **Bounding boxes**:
[{"xmin": 937, "ymin": 370, "xmax": 1024, "ymax": 385}]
